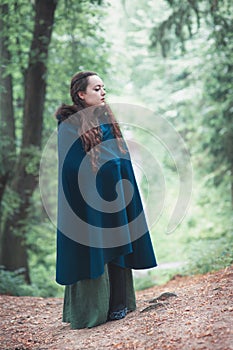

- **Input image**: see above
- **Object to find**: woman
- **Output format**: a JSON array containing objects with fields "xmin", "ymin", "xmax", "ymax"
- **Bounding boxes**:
[{"xmin": 55, "ymin": 71, "xmax": 157, "ymax": 329}]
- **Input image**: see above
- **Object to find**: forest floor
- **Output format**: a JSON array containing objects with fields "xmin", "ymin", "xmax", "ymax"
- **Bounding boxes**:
[{"xmin": 0, "ymin": 265, "xmax": 232, "ymax": 350}]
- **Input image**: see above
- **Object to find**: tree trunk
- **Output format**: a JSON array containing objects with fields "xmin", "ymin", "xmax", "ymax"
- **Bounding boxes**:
[
  {"xmin": 227, "ymin": 136, "xmax": 233, "ymax": 208},
  {"xmin": 0, "ymin": 0, "xmax": 57, "ymax": 282},
  {"xmin": 231, "ymin": 165, "xmax": 233, "ymax": 209},
  {"xmin": 0, "ymin": 3, "xmax": 16, "ymax": 220}
]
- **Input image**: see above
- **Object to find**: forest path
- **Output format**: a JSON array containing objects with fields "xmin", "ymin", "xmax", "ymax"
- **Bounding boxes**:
[{"xmin": 0, "ymin": 265, "xmax": 232, "ymax": 350}]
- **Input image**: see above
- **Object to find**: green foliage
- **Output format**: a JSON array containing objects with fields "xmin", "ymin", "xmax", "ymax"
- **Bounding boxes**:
[
  {"xmin": 1, "ymin": 0, "xmax": 232, "ymax": 296},
  {"xmin": 0, "ymin": 0, "xmax": 111, "ymax": 296},
  {"xmin": 1, "ymin": 1, "xmax": 34, "ymax": 74},
  {"xmin": 45, "ymin": 0, "xmax": 111, "ymax": 127},
  {"xmin": 134, "ymin": 272, "xmax": 156, "ymax": 291},
  {"xmin": 150, "ymin": 1, "xmax": 200, "ymax": 56},
  {"xmin": 111, "ymin": 0, "xmax": 233, "ymax": 288},
  {"xmin": 21, "ymin": 145, "xmax": 42, "ymax": 176},
  {"xmin": 183, "ymin": 234, "xmax": 233, "ymax": 276},
  {"xmin": 29, "ymin": 263, "xmax": 63, "ymax": 298},
  {"xmin": 26, "ymin": 193, "xmax": 63, "ymax": 297},
  {"xmin": 0, "ymin": 267, "xmax": 36, "ymax": 296},
  {"xmin": 28, "ymin": 0, "xmax": 112, "ymax": 297},
  {"xmin": 180, "ymin": 167, "xmax": 233, "ymax": 275},
  {"xmin": 0, "ymin": 187, "xmax": 21, "ymax": 227},
  {"xmin": 149, "ymin": 0, "xmax": 233, "ymax": 185}
]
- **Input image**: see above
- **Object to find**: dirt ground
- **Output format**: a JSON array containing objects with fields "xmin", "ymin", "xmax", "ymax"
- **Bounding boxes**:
[{"xmin": 0, "ymin": 265, "xmax": 232, "ymax": 350}]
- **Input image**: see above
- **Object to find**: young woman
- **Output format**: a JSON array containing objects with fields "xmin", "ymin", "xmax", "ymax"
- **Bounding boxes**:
[{"xmin": 55, "ymin": 71, "xmax": 157, "ymax": 329}]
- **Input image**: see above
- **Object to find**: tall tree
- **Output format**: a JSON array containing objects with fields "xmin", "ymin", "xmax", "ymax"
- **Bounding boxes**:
[
  {"xmin": 0, "ymin": 0, "xmax": 57, "ymax": 282},
  {"xmin": 0, "ymin": 0, "xmax": 108, "ymax": 284},
  {"xmin": 0, "ymin": 3, "xmax": 16, "ymax": 211},
  {"xmin": 150, "ymin": 0, "xmax": 233, "ymax": 206}
]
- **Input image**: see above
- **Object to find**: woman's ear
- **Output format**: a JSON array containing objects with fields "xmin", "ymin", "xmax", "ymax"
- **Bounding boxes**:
[{"xmin": 78, "ymin": 91, "xmax": 85, "ymax": 100}]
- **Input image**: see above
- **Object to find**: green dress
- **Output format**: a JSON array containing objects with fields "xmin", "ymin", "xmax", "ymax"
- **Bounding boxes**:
[{"xmin": 62, "ymin": 266, "xmax": 136, "ymax": 329}]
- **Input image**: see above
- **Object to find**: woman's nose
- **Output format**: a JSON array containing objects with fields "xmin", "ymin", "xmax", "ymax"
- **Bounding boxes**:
[{"xmin": 101, "ymin": 88, "xmax": 106, "ymax": 96}]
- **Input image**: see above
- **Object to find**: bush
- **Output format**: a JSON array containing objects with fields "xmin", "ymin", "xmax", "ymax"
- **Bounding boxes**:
[
  {"xmin": 181, "ymin": 233, "xmax": 233, "ymax": 276},
  {"xmin": 0, "ymin": 267, "xmax": 37, "ymax": 296}
]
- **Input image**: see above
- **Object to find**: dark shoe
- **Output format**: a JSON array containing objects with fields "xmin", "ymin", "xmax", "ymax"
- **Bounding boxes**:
[{"xmin": 108, "ymin": 307, "xmax": 127, "ymax": 321}]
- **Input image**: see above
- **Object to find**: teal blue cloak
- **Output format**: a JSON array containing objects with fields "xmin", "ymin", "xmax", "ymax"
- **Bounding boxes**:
[{"xmin": 56, "ymin": 112, "xmax": 157, "ymax": 285}]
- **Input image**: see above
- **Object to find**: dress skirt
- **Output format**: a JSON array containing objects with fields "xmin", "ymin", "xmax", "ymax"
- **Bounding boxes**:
[{"xmin": 62, "ymin": 265, "xmax": 136, "ymax": 329}]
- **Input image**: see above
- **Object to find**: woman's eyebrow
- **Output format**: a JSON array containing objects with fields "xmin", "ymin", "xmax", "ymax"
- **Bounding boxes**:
[{"xmin": 93, "ymin": 84, "xmax": 105, "ymax": 88}]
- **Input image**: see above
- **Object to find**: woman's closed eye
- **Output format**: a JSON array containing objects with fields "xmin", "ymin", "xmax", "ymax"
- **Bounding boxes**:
[{"xmin": 94, "ymin": 85, "xmax": 105, "ymax": 92}]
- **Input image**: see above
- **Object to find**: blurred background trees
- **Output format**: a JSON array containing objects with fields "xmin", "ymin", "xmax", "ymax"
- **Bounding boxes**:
[{"xmin": 0, "ymin": 0, "xmax": 232, "ymax": 296}]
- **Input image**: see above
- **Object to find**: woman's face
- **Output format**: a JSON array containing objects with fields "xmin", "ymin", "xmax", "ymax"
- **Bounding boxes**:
[{"xmin": 78, "ymin": 75, "xmax": 106, "ymax": 107}]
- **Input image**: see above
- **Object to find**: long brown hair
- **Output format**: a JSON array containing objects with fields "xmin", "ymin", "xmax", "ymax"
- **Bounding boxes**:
[{"xmin": 55, "ymin": 71, "xmax": 126, "ymax": 170}]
